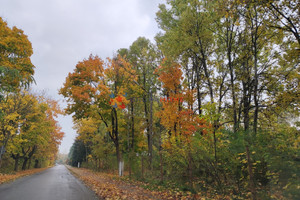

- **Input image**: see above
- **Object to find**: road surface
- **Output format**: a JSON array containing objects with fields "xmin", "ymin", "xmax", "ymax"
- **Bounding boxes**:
[{"xmin": 0, "ymin": 165, "xmax": 98, "ymax": 200}]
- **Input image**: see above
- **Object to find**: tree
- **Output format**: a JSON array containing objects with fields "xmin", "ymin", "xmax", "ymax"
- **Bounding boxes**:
[
  {"xmin": 154, "ymin": 0, "xmax": 299, "ymax": 198},
  {"xmin": 60, "ymin": 54, "xmax": 137, "ymax": 174},
  {"xmin": 155, "ymin": 59, "xmax": 208, "ymax": 188},
  {"xmin": 0, "ymin": 91, "xmax": 34, "ymax": 167},
  {"xmin": 0, "ymin": 17, "xmax": 35, "ymax": 95},
  {"xmin": 264, "ymin": 0, "xmax": 299, "ymax": 45},
  {"xmin": 0, "ymin": 17, "xmax": 35, "ymax": 166},
  {"xmin": 0, "ymin": 91, "xmax": 64, "ymax": 170},
  {"xmin": 120, "ymin": 37, "xmax": 160, "ymax": 168},
  {"xmin": 68, "ymin": 139, "xmax": 86, "ymax": 167}
]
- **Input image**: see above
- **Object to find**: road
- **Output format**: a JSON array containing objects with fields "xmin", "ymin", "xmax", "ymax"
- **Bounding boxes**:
[{"xmin": 0, "ymin": 165, "xmax": 98, "ymax": 200}]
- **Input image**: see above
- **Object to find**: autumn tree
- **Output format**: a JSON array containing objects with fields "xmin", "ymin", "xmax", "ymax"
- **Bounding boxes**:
[
  {"xmin": 0, "ymin": 17, "xmax": 35, "ymax": 96},
  {"xmin": 155, "ymin": 0, "xmax": 299, "ymax": 198},
  {"xmin": 60, "ymin": 54, "xmax": 137, "ymax": 174},
  {"xmin": 0, "ymin": 17, "xmax": 35, "ymax": 166},
  {"xmin": 73, "ymin": 117, "xmax": 100, "ymax": 167},
  {"xmin": 33, "ymin": 96, "xmax": 64, "ymax": 168},
  {"xmin": 0, "ymin": 91, "xmax": 64, "ymax": 170},
  {"xmin": 118, "ymin": 37, "xmax": 161, "ymax": 169},
  {"xmin": 155, "ymin": 59, "xmax": 209, "ymax": 188},
  {"xmin": 58, "ymin": 1, "xmax": 299, "ymax": 198},
  {"xmin": 0, "ymin": 91, "xmax": 34, "ymax": 167}
]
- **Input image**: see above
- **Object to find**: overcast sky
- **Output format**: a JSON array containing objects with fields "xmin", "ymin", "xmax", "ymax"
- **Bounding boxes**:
[{"xmin": 0, "ymin": 0, "xmax": 164, "ymax": 154}]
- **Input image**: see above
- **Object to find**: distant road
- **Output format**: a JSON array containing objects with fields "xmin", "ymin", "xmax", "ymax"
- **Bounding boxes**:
[{"xmin": 0, "ymin": 165, "xmax": 98, "ymax": 200}]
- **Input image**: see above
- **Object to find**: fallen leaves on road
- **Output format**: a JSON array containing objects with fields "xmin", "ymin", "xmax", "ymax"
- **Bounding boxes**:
[
  {"xmin": 0, "ymin": 168, "xmax": 47, "ymax": 184},
  {"xmin": 68, "ymin": 166, "xmax": 199, "ymax": 200}
]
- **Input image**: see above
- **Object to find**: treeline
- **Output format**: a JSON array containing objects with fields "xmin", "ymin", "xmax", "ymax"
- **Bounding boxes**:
[
  {"xmin": 0, "ymin": 17, "xmax": 64, "ymax": 172},
  {"xmin": 63, "ymin": 0, "xmax": 299, "ymax": 199}
]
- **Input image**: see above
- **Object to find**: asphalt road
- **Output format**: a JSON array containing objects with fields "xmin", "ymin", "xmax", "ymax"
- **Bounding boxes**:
[{"xmin": 0, "ymin": 165, "xmax": 98, "ymax": 200}]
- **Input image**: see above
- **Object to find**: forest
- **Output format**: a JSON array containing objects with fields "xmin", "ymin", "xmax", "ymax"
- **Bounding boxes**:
[
  {"xmin": 63, "ymin": 0, "xmax": 299, "ymax": 199},
  {"xmin": 0, "ymin": 17, "xmax": 64, "ymax": 172},
  {"xmin": 0, "ymin": 0, "xmax": 298, "ymax": 199}
]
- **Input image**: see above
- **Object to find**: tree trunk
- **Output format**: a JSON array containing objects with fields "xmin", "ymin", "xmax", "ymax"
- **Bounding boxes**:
[
  {"xmin": 13, "ymin": 154, "xmax": 20, "ymax": 171},
  {"xmin": 148, "ymin": 91, "xmax": 153, "ymax": 169},
  {"xmin": 252, "ymin": 20, "xmax": 259, "ymax": 134},
  {"xmin": 22, "ymin": 146, "xmax": 36, "ymax": 170},
  {"xmin": 111, "ymin": 108, "xmax": 122, "ymax": 176},
  {"xmin": 141, "ymin": 154, "xmax": 144, "ymax": 179},
  {"xmin": 188, "ymin": 150, "xmax": 193, "ymax": 189},
  {"xmin": 28, "ymin": 157, "xmax": 32, "ymax": 169},
  {"xmin": 159, "ymin": 147, "xmax": 163, "ymax": 183},
  {"xmin": 115, "ymin": 127, "xmax": 121, "ymax": 175},
  {"xmin": 243, "ymin": 75, "xmax": 256, "ymax": 200},
  {"xmin": 159, "ymin": 122, "xmax": 164, "ymax": 183},
  {"xmin": 200, "ymin": 53, "xmax": 214, "ymax": 103},
  {"xmin": 22, "ymin": 158, "xmax": 28, "ymax": 171},
  {"xmin": 34, "ymin": 159, "xmax": 39, "ymax": 168},
  {"xmin": 228, "ymin": 48, "xmax": 238, "ymax": 133},
  {"xmin": 194, "ymin": 55, "xmax": 202, "ymax": 115},
  {"xmin": 246, "ymin": 145, "xmax": 256, "ymax": 200},
  {"xmin": 128, "ymin": 152, "xmax": 132, "ymax": 178},
  {"xmin": 144, "ymin": 96, "xmax": 153, "ymax": 169},
  {"xmin": 213, "ymin": 128, "xmax": 217, "ymax": 162},
  {"xmin": 0, "ymin": 136, "xmax": 9, "ymax": 168},
  {"xmin": 130, "ymin": 98, "xmax": 134, "ymax": 149}
]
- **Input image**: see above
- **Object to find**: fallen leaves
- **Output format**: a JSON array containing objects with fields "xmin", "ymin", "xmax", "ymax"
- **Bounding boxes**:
[
  {"xmin": 67, "ymin": 166, "xmax": 199, "ymax": 200},
  {"xmin": 0, "ymin": 168, "xmax": 48, "ymax": 184}
]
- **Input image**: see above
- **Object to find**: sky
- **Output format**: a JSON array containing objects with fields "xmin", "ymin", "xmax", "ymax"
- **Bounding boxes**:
[{"xmin": 0, "ymin": 0, "xmax": 164, "ymax": 154}]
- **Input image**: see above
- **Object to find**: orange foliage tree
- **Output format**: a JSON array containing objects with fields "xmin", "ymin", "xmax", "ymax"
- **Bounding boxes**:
[
  {"xmin": 155, "ymin": 59, "xmax": 209, "ymax": 184},
  {"xmin": 155, "ymin": 59, "xmax": 207, "ymax": 142},
  {"xmin": 60, "ymin": 54, "xmax": 137, "ymax": 173}
]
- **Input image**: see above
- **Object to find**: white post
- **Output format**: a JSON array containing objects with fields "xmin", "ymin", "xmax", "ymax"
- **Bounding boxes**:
[{"xmin": 119, "ymin": 161, "xmax": 124, "ymax": 176}]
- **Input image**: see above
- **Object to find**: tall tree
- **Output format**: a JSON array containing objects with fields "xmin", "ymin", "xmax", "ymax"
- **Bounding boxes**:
[
  {"xmin": 0, "ymin": 17, "xmax": 35, "ymax": 165},
  {"xmin": 60, "ymin": 54, "xmax": 137, "ymax": 174},
  {"xmin": 122, "ymin": 37, "xmax": 159, "ymax": 168},
  {"xmin": 0, "ymin": 17, "xmax": 35, "ymax": 94}
]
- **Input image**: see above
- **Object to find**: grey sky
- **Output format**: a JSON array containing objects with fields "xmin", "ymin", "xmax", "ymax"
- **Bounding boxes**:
[{"xmin": 0, "ymin": 0, "xmax": 164, "ymax": 154}]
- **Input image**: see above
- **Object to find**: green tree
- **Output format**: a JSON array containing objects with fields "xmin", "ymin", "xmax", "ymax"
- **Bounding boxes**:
[
  {"xmin": 119, "ymin": 37, "xmax": 160, "ymax": 168},
  {"xmin": 0, "ymin": 17, "xmax": 35, "ymax": 95}
]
